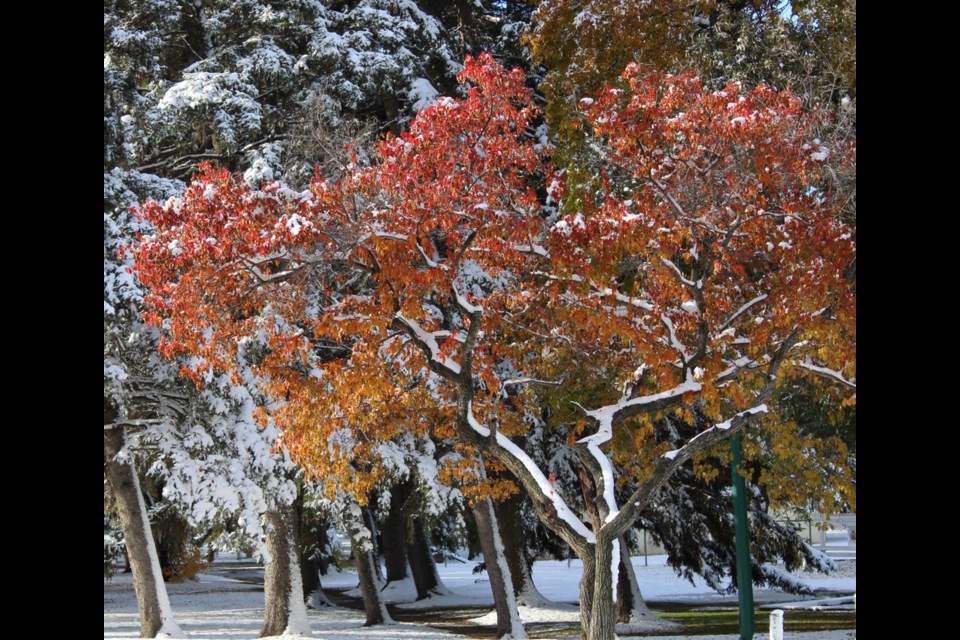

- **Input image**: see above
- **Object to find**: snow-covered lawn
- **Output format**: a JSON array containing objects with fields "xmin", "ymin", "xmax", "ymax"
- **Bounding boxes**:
[{"xmin": 104, "ymin": 554, "xmax": 855, "ymax": 639}]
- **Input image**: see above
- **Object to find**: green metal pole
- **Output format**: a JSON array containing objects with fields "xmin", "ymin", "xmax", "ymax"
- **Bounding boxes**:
[{"xmin": 731, "ymin": 432, "xmax": 755, "ymax": 639}]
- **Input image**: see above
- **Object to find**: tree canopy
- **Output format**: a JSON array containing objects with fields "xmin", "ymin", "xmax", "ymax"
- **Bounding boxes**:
[{"xmin": 133, "ymin": 53, "xmax": 855, "ymax": 640}]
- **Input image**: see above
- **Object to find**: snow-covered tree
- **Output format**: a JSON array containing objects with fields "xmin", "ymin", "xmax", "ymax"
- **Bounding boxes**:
[
  {"xmin": 104, "ymin": 166, "xmax": 188, "ymax": 638},
  {"xmin": 105, "ymin": 6, "xmax": 311, "ymax": 634}
]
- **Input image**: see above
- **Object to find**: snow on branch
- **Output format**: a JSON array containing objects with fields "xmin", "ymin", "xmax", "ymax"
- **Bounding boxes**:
[
  {"xmin": 466, "ymin": 403, "xmax": 596, "ymax": 543},
  {"xmin": 576, "ymin": 414, "xmax": 619, "ymax": 526},
  {"xmin": 576, "ymin": 375, "xmax": 702, "ymax": 528},
  {"xmin": 661, "ymin": 258, "xmax": 701, "ymax": 289},
  {"xmin": 661, "ymin": 404, "xmax": 768, "ymax": 461},
  {"xmin": 590, "ymin": 375, "xmax": 702, "ymax": 425},
  {"xmin": 452, "ymin": 282, "xmax": 483, "ymax": 315},
  {"xmin": 371, "ymin": 231, "xmax": 408, "ymax": 243},
  {"xmin": 796, "ymin": 361, "xmax": 857, "ymax": 390},
  {"xmin": 103, "ymin": 419, "xmax": 167, "ymax": 430},
  {"xmin": 720, "ymin": 294, "xmax": 768, "ymax": 331},
  {"xmin": 717, "ymin": 356, "xmax": 758, "ymax": 383},
  {"xmin": 512, "ymin": 241, "xmax": 550, "ymax": 258},
  {"xmin": 498, "ymin": 378, "xmax": 561, "ymax": 394},
  {"xmin": 661, "ymin": 314, "xmax": 691, "ymax": 364},
  {"xmin": 392, "ymin": 314, "xmax": 461, "ymax": 378},
  {"xmin": 532, "ymin": 271, "xmax": 654, "ymax": 311},
  {"xmin": 373, "ymin": 232, "xmax": 447, "ymax": 270},
  {"xmin": 414, "ymin": 239, "xmax": 447, "ymax": 271}
]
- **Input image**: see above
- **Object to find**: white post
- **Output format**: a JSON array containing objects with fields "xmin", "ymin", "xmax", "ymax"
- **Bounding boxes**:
[{"xmin": 769, "ymin": 609, "xmax": 784, "ymax": 640}]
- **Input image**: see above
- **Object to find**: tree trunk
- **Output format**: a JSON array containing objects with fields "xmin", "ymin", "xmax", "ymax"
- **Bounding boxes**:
[
  {"xmin": 104, "ymin": 426, "xmax": 184, "ymax": 639},
  {"xmin": 579, "ymin": 551, "xmax": 596, "ymax": 638},
  {"xmin": 361, "ymin": 506, "xmax": 385, "ymax": 582},
  {"xmin": 588, "ymin": 534, "xmax": 617, "ymax": 640},
  {"xmin": 296, "ymin": 493, "xmax": 321, "ymax": 607},
  {"xmin": 494, "ymin": 489, "xmax": 547, "ymax": 605},
  {"xmin": 576, "ymin": 456, "xmax": 618, "ymax": 639},
  {"xmin": 616, "ymin": 536, "xmax": 660, "ymax": 625},
  {"xmin": 346, "ymin": 503, "xmax": 394, "ymax": 626},
  {"xmin": 301, "ymin": 504, "xmax": 334, "ymax": 609},
  {"xmin": 316, "ymin": 523, "xmax": 331, "ymax": 576},
  {"xmin": 383, "ymin": 94, "xmax": 401, "ymax": 135},
  {"xmin": 260, "ymin": 502, "xmax": 310, "ymax": 637},
  {"xmin": 383, "ymin": 480, "xmax": 411, "ymax": 584},
  {"xmin": 472, "ymin": 495, "xmax": 527, "ymax": 639},
  {"xmin": 405, "ymin": 514, "xmax": 440, "ymax": 599}
]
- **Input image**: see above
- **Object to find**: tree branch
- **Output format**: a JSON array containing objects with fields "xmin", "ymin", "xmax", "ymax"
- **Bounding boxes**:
[
  {"xmin": 795, "ymin": 361, "xmax": 856, "ymax": 390},
  {"xmin": 390, "ymin": 314, "xmax": 462, "ymax": 383}
]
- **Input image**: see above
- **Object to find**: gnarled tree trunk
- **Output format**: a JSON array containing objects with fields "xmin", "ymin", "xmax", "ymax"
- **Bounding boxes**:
[
  {"xmin": 616, "ymin": 536, "xmax": 667, "ymax": 627},
  {"xmin": 579, "ymin": 551, "xmax": 596, "ymax": 637},
  {"xmin": 588, "ymin": 532, "xmax": 618, "ymax": 640}
]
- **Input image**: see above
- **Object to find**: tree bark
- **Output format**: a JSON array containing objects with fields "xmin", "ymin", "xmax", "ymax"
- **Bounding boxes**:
[
  {"xmin": 405, "ymin": 514, "xmax": 440, "ymax": 599},
  {"xmin": 472, "ymin": 495, "xmax": 527, "ymax": 639},
  {"xmin": 295, "ymin": 494, "xmax": 335, "ymax": 609},
  {"xmin": 616, "ymin": 536, "xmax": 659, "ymax": 624},
  {"xmin": 104, "ymin": 426, "xmax": 183, "ymax": 638},
  {"xmin": 362, "ymin": 506, "xmax": 385, "ymax": 582},
  {"xmin": 579, "ymin": 551, "xmax": 596, "ymax": 638},
  {"xmin": 296, "ymin": 493, "xmax": 320, "ymax": 606},
  {"xmin": 494, "ymin": 489, "xmax": 547, "ymax": 605},
  {"xmin": 588, "ymin": 533, "xmax": 617, "ymax": 640},
  {"xmin": 345, "ymin": 503, "xmax": 394, "ymax": 626},
  {"xmin": 260, "ymin": 502, "xmax": 310, "ymax": 637},
  {"xmin": 383, "ymin": 480, "xmax": 411, "ymax": 583}
]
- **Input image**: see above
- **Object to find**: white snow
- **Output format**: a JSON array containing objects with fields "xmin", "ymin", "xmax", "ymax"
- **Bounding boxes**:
[
  {"xmin": 681, "ymin": 299, "xmax": 699, "ymax": 314},
  {"xmin": 585, "ymin": 376, "xmax": 702, "ymax": 436},
  {"xmin": 810, "ymin": 148, "xmax": 830, "ymax": 162},
  {"xmin": 131, "ymin": 459, "xmax": 186, "ymax": 639},
  {"xmin": 796, "ymin": 361, "xmax": 856, "ymax": 389},
  {"xmin": 284, "ymin": 538, "xmax": 311, "ymax": 636},
  {"xmin": 452, "ymin": 283, "xmax": 483, "ymax": 314},
  {"xmin": 396, "ymin": 314, "xmax": 462, "ymax": 375},
  {"xmin": 466, "ymin": 403, "xmax": 596, "ymax": 543},
  {"xmin": 552, "ymin": 213, "xmax": 586, "ymax": 236},
  {"xmin": 408, "ymin": 77, "xmax": 439, "ymax": 112},
  {"xmin": 106, "ymin": 554, "xmax": 856, "ymax": 639},
  {"xmin": 662, "ymin": 405, "xmax": 768, "ymax": 460},
  {"xmin": 284, "ymin": 214, "xmax": 312, "ymax": 237}
]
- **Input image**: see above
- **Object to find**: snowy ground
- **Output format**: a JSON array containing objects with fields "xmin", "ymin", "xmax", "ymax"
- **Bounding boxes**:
[{"xmin": 104, "ymin": 554, "xmax": 855, "ymax": 639}]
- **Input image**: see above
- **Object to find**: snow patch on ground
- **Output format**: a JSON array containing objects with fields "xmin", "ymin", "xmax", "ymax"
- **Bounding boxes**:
[{"xmin": 105, "ymin": 555, "xmax": 855, "ymax": 639}]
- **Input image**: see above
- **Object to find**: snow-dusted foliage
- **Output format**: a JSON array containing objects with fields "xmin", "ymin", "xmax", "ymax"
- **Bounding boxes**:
[
  {"xmin": 105, "ymin": 0, "xmax": 480, "ymax": 183},
  {"xmin": 376, "ymin": 432, "xmax": 464, "ymax": 522},
  {"xmin": 133, "ymin": 368, "xmax": 298, "ymax": 554},
  {"xmin": 155, "ymin": 72, "xmax": 263, "ymax": 156},
  {"xmin": 104, "ymin": 169, "xmax": 185, "ymax": 413},
  {"xmin": 308, "ymin": 0, "xmax": 459, "ymax": 120}
]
